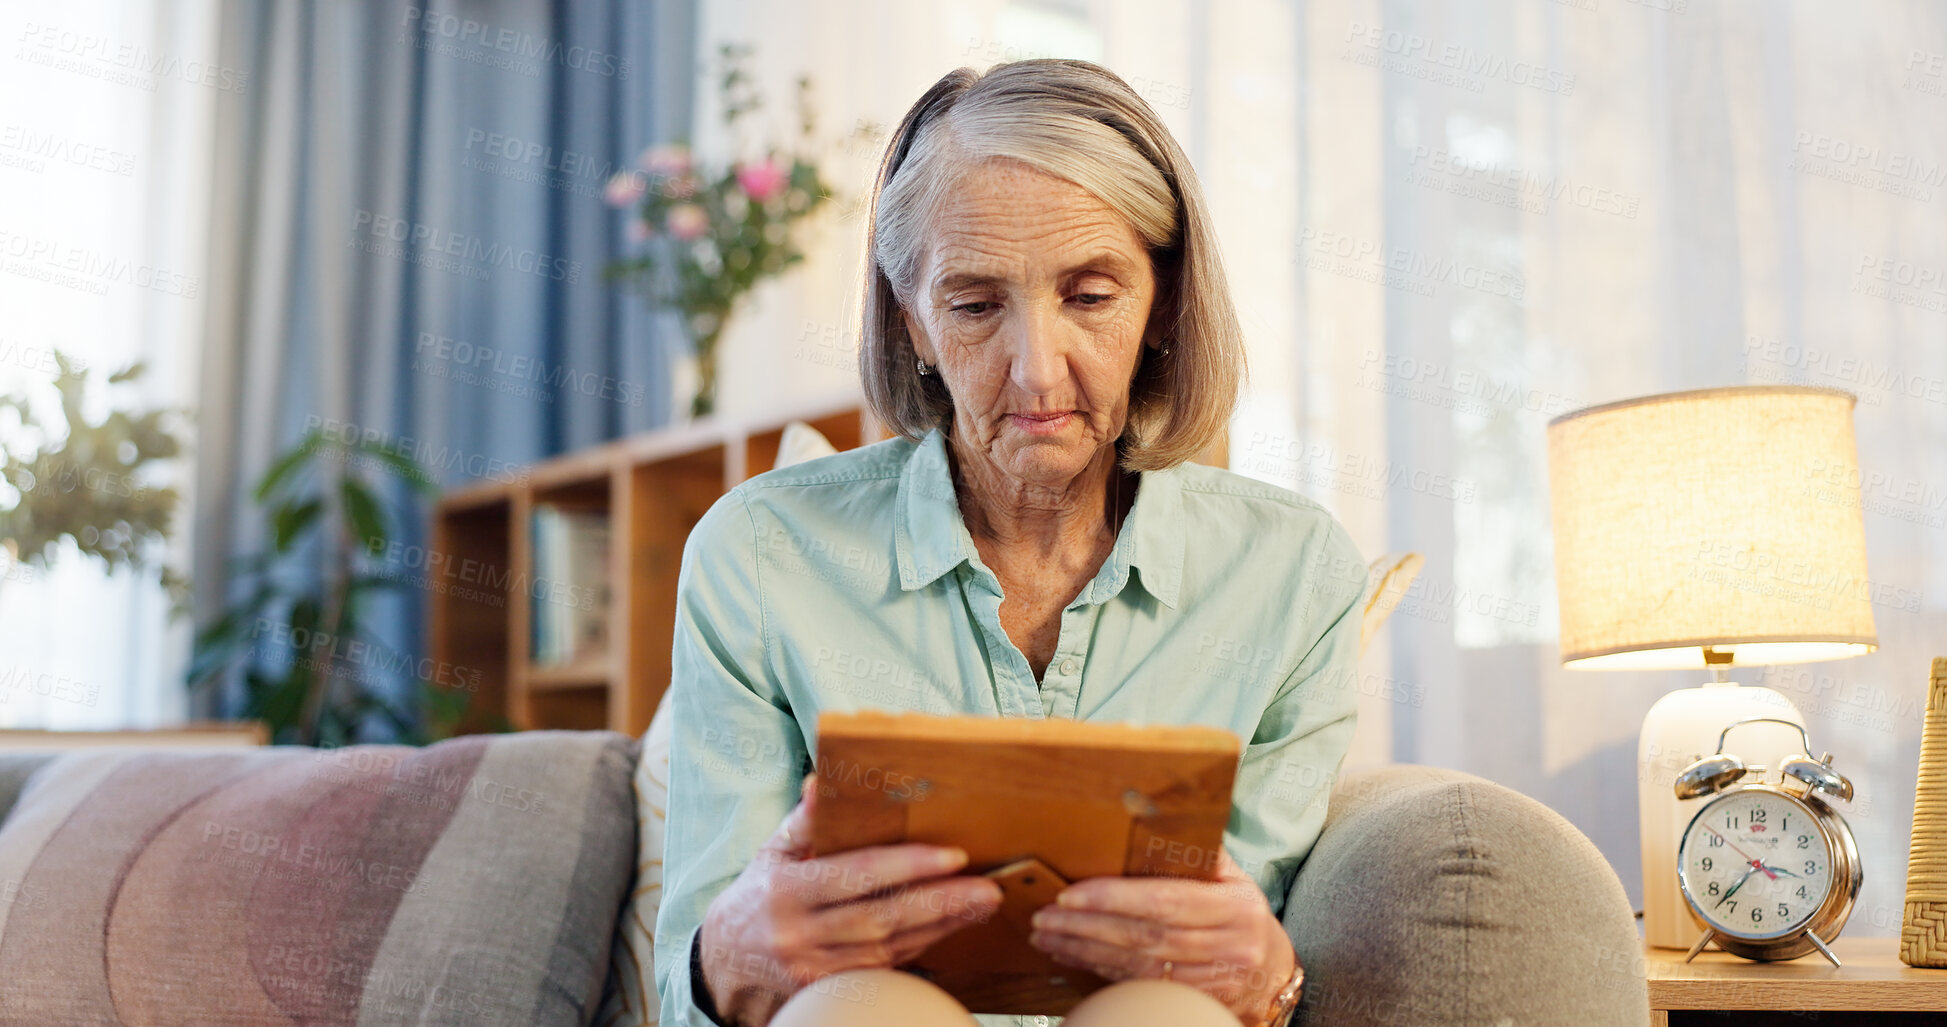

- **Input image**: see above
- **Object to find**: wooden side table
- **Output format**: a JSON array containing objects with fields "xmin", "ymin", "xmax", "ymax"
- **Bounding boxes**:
[{"xmin": 1648, "ymin": 937, "xmax": 1947, "ymax": 1025}]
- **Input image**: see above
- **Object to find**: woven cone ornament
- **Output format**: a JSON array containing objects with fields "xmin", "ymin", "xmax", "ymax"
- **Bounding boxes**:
[{"xmin": 1902, "ymin": 658, "xmax": 1947, "ymax": 966}]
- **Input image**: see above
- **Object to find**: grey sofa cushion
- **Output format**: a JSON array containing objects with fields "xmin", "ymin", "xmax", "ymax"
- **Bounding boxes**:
[{"xmin": 1285, "ymin": 765, "xmax": 1648, "ymax": 1027}]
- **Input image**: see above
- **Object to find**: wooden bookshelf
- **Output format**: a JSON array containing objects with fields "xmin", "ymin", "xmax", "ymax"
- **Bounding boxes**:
[{"xmin": 427, "ymin": 394, "xmax": 883, "ymax": 736}]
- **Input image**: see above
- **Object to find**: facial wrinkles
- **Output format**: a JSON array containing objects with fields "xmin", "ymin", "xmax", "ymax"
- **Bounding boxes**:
[
  {"xmin": 901, "ymin": 161, "xmax": 1155, "ymax": 537},
  {"xmin": 926, "ymin": 207, "xmax": 1149, "ymax": 454}
]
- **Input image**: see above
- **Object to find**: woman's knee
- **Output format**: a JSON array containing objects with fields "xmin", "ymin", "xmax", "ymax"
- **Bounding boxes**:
[
  {"xmin": 771, "ymin": 971, "xmax": 1235, "ymax": 1026},
  {"xmin": 1063, "ymin": 979, "xmax": 1237, "ymax": 1026},
  {"xmin": 770, "ymin": 969, "xmax": 977, "ymax": 1026}
]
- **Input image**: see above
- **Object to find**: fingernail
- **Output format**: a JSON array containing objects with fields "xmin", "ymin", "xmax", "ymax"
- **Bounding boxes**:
[
  {"xmin": 1057, "ymin": 891, "xmax": 1083, "ymax": 909},
  {"xmin": 1031, "ymin": 910, "xmax": 1052, "ymax": 930},
  {"xmin": 937, "ymin": 847, "xmax": 968, "ymax": 870}
]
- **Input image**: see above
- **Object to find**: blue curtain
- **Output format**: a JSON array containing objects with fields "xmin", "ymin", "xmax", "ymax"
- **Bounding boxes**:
[{"xmin": 192, "ymin": 0, "xmax": 696, "ymax": 724}]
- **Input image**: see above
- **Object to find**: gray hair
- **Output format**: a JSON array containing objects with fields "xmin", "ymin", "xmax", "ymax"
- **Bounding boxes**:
[{"xmin": 858, "ymin": 59, "xmax": 1244, "ymax": 471}]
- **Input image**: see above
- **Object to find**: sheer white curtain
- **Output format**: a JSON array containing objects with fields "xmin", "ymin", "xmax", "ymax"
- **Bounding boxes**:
[
  {"xmin": 1276, "ymin": 0, "xmax": 1947, "ymax": 930},
  {"xmin": 724, "ymin": 0, "xmax": 1946, "ymax": 928},
  {"xmin": 0, "ymin": 0, "xmax": 220, "ymax": 729}
]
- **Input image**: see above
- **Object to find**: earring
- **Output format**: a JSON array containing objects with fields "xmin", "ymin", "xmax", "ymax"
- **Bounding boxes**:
[
  {"xmin": 1158, "ymin": 340, "xmax": 1172, "ymax": 357},
  {"xmin": 916, "ymin": 357, "xmax": 933, "ymax": 376}
]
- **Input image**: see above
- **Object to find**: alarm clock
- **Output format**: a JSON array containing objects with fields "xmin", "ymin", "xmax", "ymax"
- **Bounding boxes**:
[{"xmin": 1672, "ymin": 716, "xmax": 1862, "ymax": 967}]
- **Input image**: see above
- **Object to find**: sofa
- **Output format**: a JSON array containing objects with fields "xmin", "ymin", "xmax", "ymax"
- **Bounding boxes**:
[{"xmin": 0, "ymin": 727, "xmax": 1647, "ymax": 1026}]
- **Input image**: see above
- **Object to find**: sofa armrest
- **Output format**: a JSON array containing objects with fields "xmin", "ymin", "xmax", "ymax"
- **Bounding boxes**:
[{"xmin": 1283, "ymin": 765, "xmax": 1647, "ymax": 1027}]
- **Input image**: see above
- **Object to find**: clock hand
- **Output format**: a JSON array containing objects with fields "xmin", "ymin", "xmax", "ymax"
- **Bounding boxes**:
[
  {"xmin": 1701, "ymin": 825, "xmax": 1778, "ymax": 880},
  {"xmin": 1715, "ymin": 866, "xmax": 1758, "ymax": 908}
]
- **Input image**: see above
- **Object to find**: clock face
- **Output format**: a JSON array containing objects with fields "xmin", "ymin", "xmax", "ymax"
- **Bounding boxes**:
[{"xmin": 1678, "ymin": 788, "xmax": 1835, "ymax": 940}]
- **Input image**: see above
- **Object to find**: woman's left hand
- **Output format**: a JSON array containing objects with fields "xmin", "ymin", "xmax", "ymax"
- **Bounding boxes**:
[{"xmin": 1026, "ymin": 849, "xmax": 1296, "ymax": 1022}]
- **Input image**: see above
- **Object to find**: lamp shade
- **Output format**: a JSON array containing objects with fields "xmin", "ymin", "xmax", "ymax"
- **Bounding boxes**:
[{"xmin": 1547, "ymin": 385, "xmax": 1878, "ymax": 670}]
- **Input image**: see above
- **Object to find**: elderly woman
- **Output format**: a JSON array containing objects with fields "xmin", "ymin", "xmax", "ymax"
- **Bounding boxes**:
[{"xmin": 655, "ymin": 60, "xmax": 1365, "ymax": 1027}]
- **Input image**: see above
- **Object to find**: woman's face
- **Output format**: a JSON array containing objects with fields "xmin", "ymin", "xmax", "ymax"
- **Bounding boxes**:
[{"xmin": 901, "ymin": 159, "xmax": 1159, "ymax": 490}]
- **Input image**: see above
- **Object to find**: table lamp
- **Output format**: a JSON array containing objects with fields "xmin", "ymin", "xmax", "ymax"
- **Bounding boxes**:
[{"xmin": 1546, "ymin": 385, "xmax": 1877, "ymax": 950}]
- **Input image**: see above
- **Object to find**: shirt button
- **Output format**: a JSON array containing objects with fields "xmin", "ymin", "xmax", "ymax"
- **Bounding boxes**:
[
  {"xmin": 1033, "ymin": 1018, "xmax": 1051, "ymax": 1027},
  {"xmin": 1058, "ymin": 658, "xmax": 1078, "ymax": 676}
]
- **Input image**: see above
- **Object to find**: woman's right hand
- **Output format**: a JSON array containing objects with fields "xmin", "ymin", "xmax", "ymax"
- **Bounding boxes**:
[{"xmin": 696, "ymin": 774, "xmax": 1003, "ymax": 1026}]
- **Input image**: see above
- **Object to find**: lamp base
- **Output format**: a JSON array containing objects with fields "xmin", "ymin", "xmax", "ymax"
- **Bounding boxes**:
[{"xmin": 1639, "ymin": 681, "xmax": 1808, "ymax": 950}]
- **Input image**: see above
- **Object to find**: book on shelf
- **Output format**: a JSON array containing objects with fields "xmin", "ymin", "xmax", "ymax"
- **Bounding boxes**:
[{"xmin": 530, "ymin": 506, "xmax": 613, "ymax": 669}]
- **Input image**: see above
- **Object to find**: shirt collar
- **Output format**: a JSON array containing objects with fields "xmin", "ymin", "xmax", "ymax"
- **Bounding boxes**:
[{"xmin": 895, "ymin": 426, "xmax": 1184, "ymax": 609}]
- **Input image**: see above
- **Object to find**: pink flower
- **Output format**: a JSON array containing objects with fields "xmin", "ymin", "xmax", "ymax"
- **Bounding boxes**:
[
  {"xmin": 637, "ymin": 143, "xmax": 692, "ymax": 178},
  {"xmin": 735, "ymin": 159, "xmax": 789, "ymax": 203},
  {"xmin": 603, "ymin": 171, "xmax": 646, "ymax": 208},
  {"xmin": 666, "ymin": 203, "xmax": 709, "ymax": 241}
]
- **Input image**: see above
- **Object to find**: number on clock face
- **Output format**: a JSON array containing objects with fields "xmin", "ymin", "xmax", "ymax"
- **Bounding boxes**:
[{"xmin": 1678, "ymin": 789, "xmax": 1830, "ymax": 939}]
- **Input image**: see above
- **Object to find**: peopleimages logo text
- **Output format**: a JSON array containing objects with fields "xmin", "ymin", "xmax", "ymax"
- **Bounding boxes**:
[
  {"xmin": 462, "ymin": 129, "xmax": 620, "ymax": 182},
  {"xmin": 0, "ymin": 125, "xmax": 137, "ymax": 176},
  {"xmin": 400, "ymin": 7, "xmax": 629, "ymax": 79},
  {"xmin": 349, "ymin": 211, "xmax": 579, "ymax": 283},
  {"xmin": 14, "ymin": 21, "xmax": 251, "ymax": 93},
  {"xmin": 0, "ymin": 229, "xmax": 199, "ymax": 297},
  {"xmin": 301, "ymin": 415, "xmax": 528, "ymax": 486},
  {"xmin": 1405, "ymin": 147, "xmax": 1639, "ymax": 218},
  {"xmin": 1343, "ymin": 22, "xmax": 1576, "ymax": 95}
]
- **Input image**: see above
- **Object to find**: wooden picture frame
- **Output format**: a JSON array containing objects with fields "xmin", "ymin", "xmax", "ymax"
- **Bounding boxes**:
[{"xmin": 808, "ymin": 711, "xmax": 1240, "ymax": 1014}]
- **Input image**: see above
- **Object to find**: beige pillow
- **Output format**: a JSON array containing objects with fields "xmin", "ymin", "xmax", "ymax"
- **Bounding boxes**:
[
  {"xmin": 775, "ymin": 420, "xmax": 839, "ymax": 468},
  {"xmin": 595, "ymin": 703, "xmax": 671, "ymax": 1025},
  {"xmin": 1359, "ymin": 553, "xmax": 1424, "ymax": 658},
  {"xmin": 596, "ymin": 421, "xmax": 838, "ymax": 1026}
]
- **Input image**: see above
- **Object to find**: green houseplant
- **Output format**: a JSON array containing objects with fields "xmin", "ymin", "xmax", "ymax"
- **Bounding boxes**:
[
  {"xmin": 604, "ymin": 45, "xmax": 848, "ymax": 418},
  {"xmin": 187, "ymin": 430, "xmax": 494, "ymax": 746},
  {"xmin": 0, "ymin": 351, "xmax": 185, "ymax": 598}
]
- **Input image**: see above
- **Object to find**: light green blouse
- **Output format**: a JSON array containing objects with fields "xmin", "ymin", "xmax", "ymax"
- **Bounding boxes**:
[{"xmin": 655, "ymin": 426, "xmax": 1367, "ymax": 1027}]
